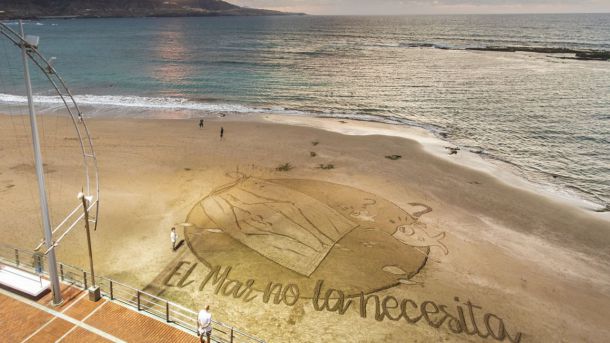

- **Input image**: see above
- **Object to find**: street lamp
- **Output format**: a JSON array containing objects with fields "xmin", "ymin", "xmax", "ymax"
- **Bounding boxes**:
[{"xmin": 78, "ymin": 191, "xmax": 101, "ymax": 301}]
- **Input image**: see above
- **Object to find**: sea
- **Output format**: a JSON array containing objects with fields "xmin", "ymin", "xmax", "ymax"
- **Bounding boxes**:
[{"xmin": 0, "ymin": 14, "xmax": 608, "ymax": 210}]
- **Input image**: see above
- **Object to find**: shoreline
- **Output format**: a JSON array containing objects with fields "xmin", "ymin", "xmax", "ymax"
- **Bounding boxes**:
[
  {"xmin": 2, "ymin": 101, "xmax": 607, "ymax": 215},
  {"xmin": 258, "ymin": 114, "xmax": 610, "ymax": 219}
]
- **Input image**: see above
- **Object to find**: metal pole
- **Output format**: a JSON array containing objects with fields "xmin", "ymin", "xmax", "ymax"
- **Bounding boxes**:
[
  {"xmin": 81, "ymin": 195, "xmax": 95, "ymax": 287},
  {"xmin": 20, "ymin": 20, "xmax": 63, "ymax": 306}
]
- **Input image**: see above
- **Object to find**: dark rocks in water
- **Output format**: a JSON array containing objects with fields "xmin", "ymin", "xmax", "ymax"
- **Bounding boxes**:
[
  {"xmin": 593, "ymin": 204, "xmax": 610, "ymax": 213},
  {"xmin": 466, "ymin": 46, "xmax": 610, "ymax": 61},
  {"xmin": 573, "ymin": 51, "xmax": 610, "ymax": 61},
  {"xmin": 385, "ymin": 155, "xmax": 402, "ymax": 161},
  {"xmin": 467, "ymin": 46, "xmax": 577, "ymax": 54},
  {"xmin": 438, "ymin": 132, "xmax": 448, "ymax": 139},
  {"xmin": 444, "ymin": 146, "xmax": 460, "ymax": 155}
]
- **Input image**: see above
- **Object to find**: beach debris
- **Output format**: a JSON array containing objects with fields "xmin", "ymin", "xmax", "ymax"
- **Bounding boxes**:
[
  {"xmin": 310, "ymin": 151, "xmax": 317, "ymax": 157},
  {"xmin": 385, "ymin": 154, "xmax": 402, "ymax": 160},
  {"xmin": 311, "ymin": 140, "xmax": 319, "ymax": 146},
  {"xmin": 276, "ymin": 162, "xmax": 294, "ymax": 172},
  {"xmin": 445, "ymin": 146, "xmax": 460, "ymax": 155},
  {"xmin": 318, "ymin": 163, "xmax": 335, "ymax": 170}
]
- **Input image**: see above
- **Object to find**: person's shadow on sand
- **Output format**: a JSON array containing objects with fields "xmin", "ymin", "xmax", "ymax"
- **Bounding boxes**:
[{"xmin": 174, "ymin": 239, "xmax": 186, "ymax": 251}]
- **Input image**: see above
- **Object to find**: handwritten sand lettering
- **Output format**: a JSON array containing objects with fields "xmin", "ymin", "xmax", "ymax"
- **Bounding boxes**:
[
  {"xmin": 164, "ymin": 262, "xmax": 522, "ymax": 342},
  {"xmin": 263, "ymin": 282, "xmax": 300, "ymax": 306}
]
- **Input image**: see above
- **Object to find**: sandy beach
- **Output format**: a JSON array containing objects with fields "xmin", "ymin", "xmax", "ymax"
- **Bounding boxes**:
[{"xmin": 1, "ymin": 113, "xmax": 609, "ymax": 342}]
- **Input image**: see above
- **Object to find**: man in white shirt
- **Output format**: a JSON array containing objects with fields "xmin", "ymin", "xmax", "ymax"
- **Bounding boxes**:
[
  {"xmin": 170, "ymin": 227, "xmax": 177, "ymax": 251},
  {"xmin": 198, "ymin": 305, "xmax": 212, "ymax": 343}
]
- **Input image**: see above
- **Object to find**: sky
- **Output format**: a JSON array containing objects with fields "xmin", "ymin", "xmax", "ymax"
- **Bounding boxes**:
[{"xmin": 231, "ymin": 0, "xmax": 610, "ymax": 15}]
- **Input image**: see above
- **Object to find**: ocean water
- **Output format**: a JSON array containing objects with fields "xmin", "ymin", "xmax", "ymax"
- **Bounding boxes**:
[{"xmin": 0, "ymin": 14, "xmax": 608, "ymax": 209}]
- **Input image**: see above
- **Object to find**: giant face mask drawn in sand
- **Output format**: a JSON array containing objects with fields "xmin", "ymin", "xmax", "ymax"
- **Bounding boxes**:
[{"xmin": 184, "ymin": 173, "xmax": 447, "ymax": 297}]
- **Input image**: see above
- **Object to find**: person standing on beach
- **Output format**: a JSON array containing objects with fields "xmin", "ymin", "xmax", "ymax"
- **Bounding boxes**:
[
  {"xmin": 32, "ymin": 252, "xmax": 43, "ymax": 274},
  {"xmin": 170, "ymin": 227, "xmax": 177, "ymax": 251},
  {"xmin": 199, "ymin": 119, "xmax": 204, "ymax": 128},
  {"xmin": 220, "ymin": 127, "xmax": 224, "ymax": 140},
  {"xmin": 198, "ymin": 305, "xmax": 212, "ymax": 343}
]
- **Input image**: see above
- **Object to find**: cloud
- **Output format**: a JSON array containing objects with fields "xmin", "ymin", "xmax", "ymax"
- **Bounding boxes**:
[{"xmin": 231, "ymin": 0, "xmax": 610, "ymax": 14}]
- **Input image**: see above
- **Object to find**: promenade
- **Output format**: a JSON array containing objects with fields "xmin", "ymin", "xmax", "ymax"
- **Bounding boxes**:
[{"xmin": 0, "ymin": 283, "xmax": 198, "ymax": 343}]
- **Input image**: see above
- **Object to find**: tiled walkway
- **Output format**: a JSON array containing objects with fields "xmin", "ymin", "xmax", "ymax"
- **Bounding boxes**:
[{"xmin": 0, "ymin": 285, "xmax": 199, "ymax": 343}]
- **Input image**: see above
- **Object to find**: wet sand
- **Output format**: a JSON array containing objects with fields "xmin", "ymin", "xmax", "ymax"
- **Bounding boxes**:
[{"xmin": 1, "ymin": 114, "xmax": 609, "ymax": 342}]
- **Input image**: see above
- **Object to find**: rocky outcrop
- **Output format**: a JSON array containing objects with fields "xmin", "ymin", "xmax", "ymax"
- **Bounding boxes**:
[{"xmin": 0, "ymin": 0, "xmax": 303, "ymax": 19}]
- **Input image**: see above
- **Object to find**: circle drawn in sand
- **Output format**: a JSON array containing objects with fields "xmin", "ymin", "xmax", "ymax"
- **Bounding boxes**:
[{"xmin": 185, "ymin": 174, "xmax": 440, "ymax": 298}]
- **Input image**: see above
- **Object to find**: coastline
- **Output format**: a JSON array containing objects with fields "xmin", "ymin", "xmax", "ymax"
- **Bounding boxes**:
[
  {"xmin": 3, "ymin": 92, "xmax": 606, "ymax": 214},
  {"xmin": 261, "ymin": 114, "xmax": 610, "ymax": 217},
  {"xmin": 1, "ymin": 113, "xmax": 610, "ymax": 342}
]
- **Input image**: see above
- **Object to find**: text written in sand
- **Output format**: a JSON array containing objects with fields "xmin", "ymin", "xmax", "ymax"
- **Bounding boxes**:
[{"xmin": 164, "ymin": 262, "xmax": 522, "ymax": 342}]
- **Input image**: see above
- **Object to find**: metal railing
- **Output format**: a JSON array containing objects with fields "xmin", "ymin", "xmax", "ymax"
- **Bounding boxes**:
[
  {"xmin": 0, "ymin": 244, "xmax": 47, "ymax": 274},
  {"xmin": 0, "ymin": 244, "xmax": 265, "ymax": 343}
]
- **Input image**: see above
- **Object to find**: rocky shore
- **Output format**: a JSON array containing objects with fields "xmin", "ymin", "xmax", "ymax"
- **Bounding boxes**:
[{"xmin": 466, "ymin": 46, "xmax": 610, "ymax": 61}]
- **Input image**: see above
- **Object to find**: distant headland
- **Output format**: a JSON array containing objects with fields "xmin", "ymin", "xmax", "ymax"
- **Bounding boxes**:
[{"xmin": 0, "ymin": 0, "xmax": 305, "ymax": 19}]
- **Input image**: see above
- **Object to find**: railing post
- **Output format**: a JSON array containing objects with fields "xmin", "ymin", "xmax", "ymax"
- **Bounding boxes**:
[
  {"xmin": 230, "ymin": 328, "xmax": 234, "ymax": 343},
  {"xmin": 109, "ymin": 280, "xmax": 114, "ymax": 300},
  {"xmin": 83, "ymin": 271, "xmax": 87, "ymax": 289},
  {"xmin": 14, "ymin": 249, "xmax": 19, "ymax": 266},
  {"xmin": 137, "ymin": 290, "xmax": 141, "ymax": 311},
  {"xmin": 60, "ymin": 264, "xmax": 64, "ymax": 281},
  {"xmin": 165, "ymin": 301, "xmax": 170, "ymax": 322}
]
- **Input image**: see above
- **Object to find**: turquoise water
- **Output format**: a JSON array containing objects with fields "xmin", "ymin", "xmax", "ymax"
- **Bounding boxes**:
[{"xmin": 0, "ymin": 14, "xmax": 609, "ymax": 208}]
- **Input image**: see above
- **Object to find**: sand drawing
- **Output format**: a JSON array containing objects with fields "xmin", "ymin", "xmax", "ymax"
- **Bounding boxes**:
[
  {"xmin": 198, "ymin": 173, "xmax": 357, "ymax": 276},
  {"xmin": 393, "ymin": 225, "xmax": 448, "ymax": 255},
  {"xmin": 185, "ymin": 173, "xmax": 448, "ymax": 297}
]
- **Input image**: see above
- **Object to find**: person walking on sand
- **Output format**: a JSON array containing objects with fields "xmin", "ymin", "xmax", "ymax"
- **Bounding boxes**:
[
  {"xmin": 198, "ymin": 305, "xmax": 212, "ymax": 343},
  {"xmin": 220, "ymin": 127, "xmax": 224, "ymax": 140},
  {"xmin": 199, "ymin": 119, "xmax": 204, "ymax": 129},
  {"xmin": 170, "ymin": 227, "xmax": 177, "ymax": 251}
]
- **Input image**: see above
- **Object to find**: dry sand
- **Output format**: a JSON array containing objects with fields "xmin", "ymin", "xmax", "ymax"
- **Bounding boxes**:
[{"xmin": 1, "ymin": 114, "xmax": 609, "ymax": 342}]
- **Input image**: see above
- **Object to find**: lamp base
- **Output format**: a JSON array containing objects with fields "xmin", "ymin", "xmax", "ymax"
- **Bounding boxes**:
[{"xmin": 88, "ymin": 286, "xmax": 101, "ymax": 302}]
